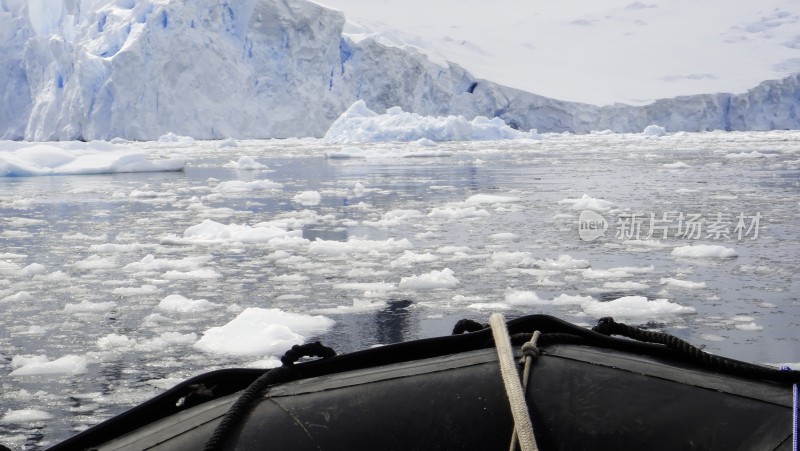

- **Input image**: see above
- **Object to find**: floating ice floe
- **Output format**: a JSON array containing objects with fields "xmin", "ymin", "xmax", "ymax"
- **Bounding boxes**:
[
  {"xmin": 552, "ymin": 294, "xmax": 597, "ymax": 306},
  {"xmin": 660, "ymin": 277, "xmax": 707, "ymax": 289},
  {"xmin": 362, "ymin": 209, "xmax": 424, "ymax": 228},
  {"xmin": 181, "ymin": 219, "xmax": 300, "ymax": 244},
  {"xmin": 2, "ymin": 291, "xmax": 34, "ymax": 302},
  {"xmin": 157, "ymin": 133, "xmax": 194, "ymax": 143},
  {"xmin": 390, "ymin": 251, "xmax": 439, "ymax": 268},
  {"xmin": 63, "ymin": 300, "xmax": 117, "ymax": 313},
  {"xmin": 642, "ymin": 124, "xmax": 667, "ymax": 137},
  {"xmin": 464, "ymin": 194, "xmax": 521, "ymax": 204},
  {"xmin": 212, "ymin": 180, "xmax": 283, "ymax": 194},
  {"xmin": 399, "ymin": 268, "xmax": 459, "ymax": 290},
  {"xmin": 323, "ymin": 100, "xmax": 540, "ymax": 143},
  {"xmin": 505, "ymin": 290, "xmax": 547, "ymax": 306},
  {"xmin": 124, "ymin": 254, "xmax": 211, "ymax": 272},
  {"xmin": 663, "ymin": 161, "xmax": 690, "ymax": 169},
  {"xmin": 558, "ymin": 194, "xmax": 616, "ymax": 213},
  {"xmin": 0, "ymin": 409, "xmax": 54, "ymax": 423},
  {"xmin": 293, "ymin": 191, "xmax": 322, "ymax": 206},
  {"xmin": 312, "ymin": 299, "xmax": 389, "ymax": 315},
  {"xmin": 725, "ymin": 151, "xmax": 768, "ymax": 159},
  {"xmin": 112, "ymin": 285, "xmax": 160, "ymax": 297},
  {"xmin": 308, "ymin": 237, "xmax": 413, "ymax": 257},
  {"xmin": 333, "ymin": 281, "xmax": 396, "ymax": 292},
  {"xmin": 217, "ymin": 138, "xmax": 239, "ymax": 148},
  {"xmin": 489, "ymin": 232, "xmax": 519, "ymax": 242},
  {"xmin": 158, "ymin": 294, "xmax": 221, "ymax": 313},
  {"xmin": 9, "ymin": 355, "xmax": 88, "ymax": 376},
  {"xmin": 671, "ymin": 244, "xmax": 738, "ymax": 258},
  {"xmin": 0, "ymin": 144, "xmax": 184, "ymax": 177},
  {"xmin": 588, "ymin": 281, "xmax": 650, "ymax": 292},
  {"xmin": 224, "ymin": 156, "xmax": 268, "ymax": 170},
  {"xmin": 581, "ymin": 296, "xmax": 696, "ymax": 318},
  {"xmin": 194, "ymin": 308, "xmax": 335, "ymax": 358},
  {"xmin": 428, "ymin": 206, "xmax": 491, "ymax": 220}
]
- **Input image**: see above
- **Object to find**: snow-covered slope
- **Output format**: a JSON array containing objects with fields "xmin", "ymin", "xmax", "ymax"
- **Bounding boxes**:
[
  {"xmin": 317, "ymin": 0, "xmax": 800, "ymax": 106},
  {"xmin": 0, "ymin": 0, "xmax": 798, "ymax": 141}
]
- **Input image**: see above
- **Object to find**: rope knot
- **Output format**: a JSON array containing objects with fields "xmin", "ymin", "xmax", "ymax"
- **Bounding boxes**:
[{"xmin": 521, "ymin": 342, "xmax": 540, "ymax": 358}]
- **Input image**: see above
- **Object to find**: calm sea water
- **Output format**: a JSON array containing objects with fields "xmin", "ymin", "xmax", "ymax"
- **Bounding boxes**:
[{"xmin": 1, "ymin": 132, "xmax": 798, "ymax": 449}]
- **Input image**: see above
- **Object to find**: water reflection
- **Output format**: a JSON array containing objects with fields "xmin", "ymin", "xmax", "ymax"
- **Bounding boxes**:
[{"xmin": 374, "ymin": 299, "xmax": 414, "ymax": 345}]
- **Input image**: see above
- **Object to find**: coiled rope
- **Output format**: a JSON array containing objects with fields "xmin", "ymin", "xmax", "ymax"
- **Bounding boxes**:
[
  {"xmin": 203, "ymin": 341, "xmax": 336, "ymax": 451},
  {"xmin": 489, "ymin": 313, "xmax": 539, "ymax": 451},
  {"xmin": 593, "ymin": 317, "xmax": 800, "ymax": 383}
]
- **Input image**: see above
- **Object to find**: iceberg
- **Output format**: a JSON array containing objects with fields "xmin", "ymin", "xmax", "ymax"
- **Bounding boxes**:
[
  {"xmin": 0, "ymin": 142, "xmax": 184, "ymax": 176},
  {"xmin": 0, "ymin": 0, "xmax": 799, "ymax": 141},
  {"xmin": 324, "ymin": 100, "xmax": 539, "ymax": 143}
]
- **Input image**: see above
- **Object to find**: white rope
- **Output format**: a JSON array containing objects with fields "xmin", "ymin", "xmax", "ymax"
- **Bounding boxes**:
[
  {"xmin": 489, "ymin": 313, "xmax": 539, "ymax": 451},
  {"xmin": 510, "ymin": 331, "xmax": 541, "ymax": 451}
]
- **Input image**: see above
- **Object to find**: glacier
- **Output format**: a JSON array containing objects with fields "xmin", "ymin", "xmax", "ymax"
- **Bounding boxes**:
[{"xmin": 0, "ymin": 0, "xmax": 798, "ymax": 141}]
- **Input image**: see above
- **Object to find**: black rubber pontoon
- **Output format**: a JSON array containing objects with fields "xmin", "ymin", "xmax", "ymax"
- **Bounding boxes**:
[{"xmin": 49, "ymin": 315, "xmax": 799, "ymax": 450}]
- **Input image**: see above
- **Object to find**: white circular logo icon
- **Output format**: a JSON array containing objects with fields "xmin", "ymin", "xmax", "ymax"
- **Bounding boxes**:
[{"xmin": 578, "ymin": 210, "xmax": 608, "ymax": 241}]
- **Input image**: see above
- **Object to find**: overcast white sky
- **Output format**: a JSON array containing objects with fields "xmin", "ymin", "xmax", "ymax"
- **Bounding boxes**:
[{"xmin": 316, "ymin": 0, "xmax": 800, "ymax": 105}]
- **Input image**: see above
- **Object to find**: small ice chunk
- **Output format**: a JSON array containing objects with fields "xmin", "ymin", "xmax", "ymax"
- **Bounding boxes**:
[
  {"xmin": 157, "ymin": 294, "xmax": 221, "ymax": 313},
  {"xmin": 663, "ymin": 161, "xmax": 689, "ymax": 169},
  {"xmin": 10, "ymin": 355, "xmax": 88, "ymax": 376},
  {"xmin": 194, "ymin": 308, "xmax": 334, "ymax": 357},
  {"xmin": 97, "ymin": 334, "xmax": 137, "ymax": 350},
  {"xmin": 700, "ymin": 334, "xmax": 726, "ymax": 342},
  {"xmin": 428, "ymin": 206, "xmax": 490, "ymax": 220},
  {"xmin": 217, "ymin": 138, "xmax": 238, "ymax": 148},
  {"xmin": 489, "ymin": 232, "xmax": 519, "ymax": 242},
  {"xmin": 660, "ymin": 277, "xmax": 706, "ymax": 289},
  {"xmin": 582, "ymin": 296, "xmax": 695, "ymax": 318},
  {"xmin": 735, "ymin": 322, "xmax": 763, "ymax": 331},
  {"xmin": 293, "ymin": 191, "xmax": 322, "ymax": 206},
  {"xmin": 642, "ymin": 124, "xmax": 667, "ymax": 136},
  {"xmin": 312, "ymin": 298, "xmax": 388, "ymax": 314},
  {"xmin": 2, "ymin": 291, "xmax": 34, "ymax": 302},
  {"xmin": 464, "ymin": 194, "xmax": 520, "ymax": 204},
  {"xmin": 1, "ymin": 409, "xmax": 54, "ymax": 423},
  {"xmin": 672, "ymin": 244, "xmax": 738, "ymax": 258},
  {"xmin": 225, "ymin": 156, "xmax": 268, "ymax": 170},
  {"xmin": 552, "ymin": 294, "xmax": 596, "ymax": 305},
  {"xmin": 558, "ymin": 194, "xmax": 616, "ymax": 212},
  {"xmin": 64, "ymin": 300, "xmax": 117, "ymax": 312},
  {"xmin": 213, "ymin": 180, "xmax": 282, "ymax": 193},
  {"xmin": 725, "ymin": 151, "xmax": 766, "ymax": 159},
  {"xmin": 353, "ymin": 182, "xmax": 365, "ymax": 196},
  {"xmin": 399, "ymin": 268, "xmax": 459, "ymax": 290},
  {"xmin": 505, "ymin": 290, "xmax": 546, "ymax": 306}
]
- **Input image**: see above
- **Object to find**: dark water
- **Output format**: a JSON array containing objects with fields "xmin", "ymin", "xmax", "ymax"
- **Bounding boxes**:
[{"xmin": 0, "ymin": 133, "xmax": 798, "ymax": 449}]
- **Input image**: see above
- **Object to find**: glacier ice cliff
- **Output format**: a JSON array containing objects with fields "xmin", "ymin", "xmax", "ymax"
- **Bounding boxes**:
[{"xmin": 0, "ymin": 0, "xmax": 798, "ymax": 141}]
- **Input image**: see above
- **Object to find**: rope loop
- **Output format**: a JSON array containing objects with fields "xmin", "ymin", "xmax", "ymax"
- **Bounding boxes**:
[
  {"xmin": 521, "ymin": 341, "xmax": 540, "ymax": 359},
  {"xmin": 204, "ymin": 341, "xmax": 336, "ymax": 451},
  {"xmin": 281, "ymin": 341, "xmax": 337, "ymax": 366},
  {"xmin": 452, "ymin": 318, "xmax": 487, "ymax": 334}
]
